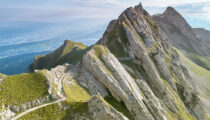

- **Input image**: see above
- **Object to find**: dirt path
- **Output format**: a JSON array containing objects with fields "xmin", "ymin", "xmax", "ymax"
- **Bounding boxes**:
[
  {"xmin": 12, "ymin": 71, "xmax": 68, "ymax": 120},
  {"xmin": 11, "ymin": 99, "xmax": 65, "ymax": 120}
]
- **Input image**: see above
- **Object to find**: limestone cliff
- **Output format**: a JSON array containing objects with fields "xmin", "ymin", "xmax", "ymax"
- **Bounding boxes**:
[{"xmin": 1, "ymin": 3, "xmax": 209, "ymax": 120}]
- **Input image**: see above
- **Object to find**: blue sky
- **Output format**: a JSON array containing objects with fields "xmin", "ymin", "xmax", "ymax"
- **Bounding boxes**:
[
  {"xmin": 1, "ymin": 0, "xmax": 209, "ymax": 25},
  {"xmin": 0, "ymin": 0, "xmax": 210, "ymax": 58}
]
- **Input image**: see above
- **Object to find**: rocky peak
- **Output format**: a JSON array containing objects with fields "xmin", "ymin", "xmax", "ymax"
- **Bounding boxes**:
[
  {"xmin": 153, "ymin": 6, "xmax": 210, "ymax": 57},
  {"xmin": 163, "ymin": 7, "xmax": 192, "ymax": 31},
  {"xmin": 163, "ymin": 7, "xmax": 179, "ymax": 16},
  {"xmin": 24, "ymin": 3, "xmax": 208, "ymax": 120},
  {"xmin": 96, "ymin": 3, "xmax": 206, "ymax": 120},
  {"xmin": 135, "ymin": 2, "xmax": 144, "ymax": 12}
]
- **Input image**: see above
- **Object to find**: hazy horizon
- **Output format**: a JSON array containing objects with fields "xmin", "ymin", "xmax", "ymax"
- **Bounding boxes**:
[
  {"xmin": 1, "ymin": 0, "xmax": 210, "ymax": 48},
  {"xmin": 0, "ymin": 0, "xmax": 210, "ymax": 74}
]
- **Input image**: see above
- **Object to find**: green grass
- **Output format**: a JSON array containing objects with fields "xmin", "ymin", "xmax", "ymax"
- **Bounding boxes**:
[
  {"xmin": 105, "ymin": 95, "xmax": 134, "ymax": 120},
  {"xmin": 177, "ymin": 47, "xmax": 210, "ymax": 95},
  {"xmin": 18, "ymin": 77, "xmax": 90, "ymax": 120},
  {"xmin": 0, "ymin": 72, "xmax": 49, "ymax": 107},
  {"xmin": 62, "ymin": 102, "xmax": 89, "ymax": 120},
  {"xmin": 18, "ymin": 103, "xmax": 66, "ymax": 120},
  {"xmin": 18, "ymin": 101, "xmax": 89, "ymax": 120},
  {"xmin": 174, "ymin": 48, "xmax": 210, "ymax": 79},
  {"xmin": 62, "ymin": 78, "xmax": 90, "ymax": 103},
  {"xmin": 119, "ymin": 25, "xmax": 130, "ymax": 46},
  {"xmin": 106, "ymin": 24, "xmax": 129, "ymax": 58},
  {"xmin": 67, "ymin": 46, "xmax": 92, "ymax": 65},
  {"xmin": 173, "ymin": 47, "xmax": 210, "ymax": 118},
  {"xmin": 93, "ymin": 45, "xmax": 109, "ymax": 57},
  {"xmin": 187, "ymin": 52, "xmax": 210, "ymax": 70},
  {"xmin": 30, "ymin": 40, "xmax": 88, "ymax": 71},
  {"xmin": 61, "ymin": 77, "xmax": 91, "ymax": 118},
  {"xmin": 120, "ymin": 60, "xmax": 147, "ymax": 79}
]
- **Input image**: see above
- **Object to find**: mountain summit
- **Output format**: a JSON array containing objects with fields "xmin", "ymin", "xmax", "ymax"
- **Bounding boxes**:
[
  {"xmin": 152, "ymin": 7, "xmax": 210, "ymax": 70},
  {"xmin": 1, "ymin": 3, "xmax": 209, "ymax": 120}
]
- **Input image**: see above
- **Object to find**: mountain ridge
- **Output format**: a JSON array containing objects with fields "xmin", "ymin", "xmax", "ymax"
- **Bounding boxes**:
[
  {"xmin": 152, "ymin": 6, "xmax": 210, "ymax": 70},
  {"xmin": 29, "ymin": 40, "xmax": 89, "ymax": 71},
  {"xmin": 0, "ymin": 3, "xmax": 209, "ymax": 120}
]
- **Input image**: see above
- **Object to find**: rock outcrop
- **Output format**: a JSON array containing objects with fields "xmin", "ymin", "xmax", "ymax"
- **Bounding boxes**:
[
  {"xmin": 9, "ymin": 95, "xmax": 51, "ymax": 113},
  {"xmin": 83, "ymin": 45, "xmax": 154, "ymax": 120},
  {"xmin": 25, "ymin": 3, "xmax": 206, "ymax": 120},
  {"xmin": 96, "ymin": 3, "xmax": 206, "ymax": 120},
  {"xmin": 2, "ymin": 3, "xmax": 208, "ymax": 120},
  {"xmin": 0, "ymin": 105, "xmax": 15, "ymax": 120},
  {"xmin": 39, "ymin": 64, "xmax": 71, "ymax": 98}
]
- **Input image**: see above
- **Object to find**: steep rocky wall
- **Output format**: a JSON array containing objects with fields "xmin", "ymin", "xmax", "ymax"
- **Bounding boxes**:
[
  {"xmin": 14, "ymin": 3, "xmax": 208, "ymax": 120},
  {"xmin": 97, "ymin": 3, "xmax": 206, "ymax": 120},
  {"xmin": 83, "ymin": 45, "xmax": 155, "ymax": 120}
]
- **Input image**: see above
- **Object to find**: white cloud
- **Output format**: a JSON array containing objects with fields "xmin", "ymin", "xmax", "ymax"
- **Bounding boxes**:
[
  {"xmin": 203, "ymin": 3, "xmax": 210, "ymax": 21},
  {"xmin": 2, "ymin": 0, "xmax": 209, "ymax": 22},
  {"xmin": 0, "ymin": 0, "xmax": 210, "ymax": 56},
  {"xmin": 140, "ymin": 0, "xmax": 210, "ymax": 7}
]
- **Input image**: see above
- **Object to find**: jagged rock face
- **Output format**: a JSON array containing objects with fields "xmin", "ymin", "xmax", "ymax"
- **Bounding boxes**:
[
  {"xmin": 83, "ymin": 45, "xmax": 154, "ymax": 120},
  {"xmin": 96, "ymin": 3, "xmax": 206, "ymax": 120},
  {"xmin": 137, "ymin": 80, "xmax": 166, "ymax": 120},
  {"xmin": 152, "ymin": 7, "xmax": 210, "ymax": 56},
  {"xmin": 13, "ymin": 3, "xmax": 207, "ymax": 120}
]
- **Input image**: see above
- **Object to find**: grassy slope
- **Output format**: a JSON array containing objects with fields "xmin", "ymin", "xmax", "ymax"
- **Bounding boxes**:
[
  {"xmin": 175, "ymin": 48, "xmax": 210, "ymax": 119},
  {"xmin": 30, "ymin": 40, "xmax": 88, "ymax": 70},
  {"xmin": 187, "ymin": 52, "xmax": 210, "ymax": 71},
  {"xmin": 18, "ymin": 102, "xmax": 89, "ymax": 120},
  {"xmin": 62, "ymin": 78, "xmax": 90, "ymax": 103},
  {"xmin": 0, "ymin": 72, "xmax": 49, "ymax": 107},
  {"xmin": 18, "ymin": 103, "xmax": 66, "ymax": 120},
  {"xmin": 19, "ymin": 46, "xmax": 134, "ymax": 120},
  {"xmin": 105, "ymin": 25, "xmax": 130, "ymax": 58},
  {"xmin": 18, "ymin": 77, "xmax": 91, "ymax": 120}
]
